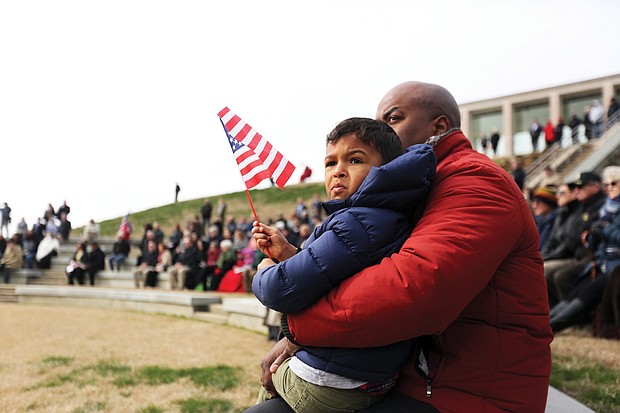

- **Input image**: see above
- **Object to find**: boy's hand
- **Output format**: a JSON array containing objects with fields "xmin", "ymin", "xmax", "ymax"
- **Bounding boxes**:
[
  {"xmin": 252, "ymin": 221, "xmax": 297, "ymax": 261},
  {"xmin": 257, "ymin": 258, "xmax": 276, "ymax": 271}
]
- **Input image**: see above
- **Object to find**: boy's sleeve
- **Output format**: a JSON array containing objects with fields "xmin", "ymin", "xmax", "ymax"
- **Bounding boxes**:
[{"xmin": 252, "ymin": 209, "xmax": 407, "ymax": 314}]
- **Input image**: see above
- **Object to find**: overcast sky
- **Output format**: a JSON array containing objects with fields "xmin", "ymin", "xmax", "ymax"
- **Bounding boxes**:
[{"xmin": 2, "ymin": 0, "xmax": 620, "ymax": 233}]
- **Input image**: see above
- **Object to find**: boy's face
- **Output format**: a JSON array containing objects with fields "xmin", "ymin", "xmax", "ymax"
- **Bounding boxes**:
[{"xmin": 324, "ymin": 133, "xmax": 383, "ymax": 200}]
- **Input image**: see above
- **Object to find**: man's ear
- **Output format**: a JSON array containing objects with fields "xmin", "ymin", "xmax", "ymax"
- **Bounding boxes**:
[{"xmin": 432, "ymin": 115, "xmax": 450, "ymax": 135}]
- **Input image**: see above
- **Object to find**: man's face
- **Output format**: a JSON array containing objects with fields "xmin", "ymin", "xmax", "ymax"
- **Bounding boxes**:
[
  {"xmin": 576, "ymin": 182, "xmax": 601, "ymax": 201},
  {"xmin": 375, "ymin": 86, "xmax": 435, "ymax": 148},
  {"xmin": 324, "ymin": 133, "xmax": 383, "ymax": 200}
]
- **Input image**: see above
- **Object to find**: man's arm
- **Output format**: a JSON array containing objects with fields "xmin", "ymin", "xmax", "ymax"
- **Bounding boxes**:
[{"xmin": 283, "ymin": 158, "xmax": 535, "ymax": 348}]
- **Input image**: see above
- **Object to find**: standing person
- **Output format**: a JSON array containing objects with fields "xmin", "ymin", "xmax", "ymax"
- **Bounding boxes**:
[
  {"xmin": 200, "ymin": 198, "xmax": 213, "ymax": 234},
  {"xmin": 56, "ymin": 200, "xmax": 70, "ymax": 220},
  {"xmin": 83, "ymin": 219, "xmax": 100, "ymax": 242},
  {"xmin": 530, "ymin": 118, "xmax": 543, "ymax": 152},
  {"xmin": 246, "ymin": 81, "xmax": 552, "ymax": 413},
  {"xmin": 568, "ymin": 112, "xmax": 582, "ymax": 145},
  {"xmin": 583, "ymin": 106, "xmax": 594, "ymax": 140},
  {"xmin": 479, "ymin": 133, "xmax": 488, "ymax": 155},
  {"xmin": 0, "ymin": 203, "xmax": 11, "ymax": 238},
  {"xmin": 510, "ymin": 158, "xmax": 526, "ymax": 191},
  {"xmin": 1, "ymin": 239, "xmax": 23, "ymax": 284},
  {"xmin": 175, "ymin": 183, "xmax": 181, "ymax": 203},
  {"xmin": 553, "ymin": 116, "xmax": 565, "ymax": 146},
  {"xmin": 310, "ymin": 193, "xmax": 323, "ymax": 222},
  {"xmin": 252, "ymin": 118, "xmax": 436, "ymax": 412},
  {"xmin": 489, "ymin": 127, "xmax": 500, "ymax": 156},
  {"xmin": 16, "ymin": 218, "xmax": 28, "ymax": 238},
  {"xmin": 216, "ymin": 198, "xmax": 227, "ymax": 223},
  {"xmin": 608, "ymin": 97, "xmax": 620, "ymax": 124},
  {"xmin": 589, "ymin": 99, "xmax": 604, "ymax": 138},
  {"xmin": 57, "ymin": 212, "xmax": 72, "ymax": 243},
  {"xmin": 544, "ymin": 118, "xmax": 556, "ymax": 149}
]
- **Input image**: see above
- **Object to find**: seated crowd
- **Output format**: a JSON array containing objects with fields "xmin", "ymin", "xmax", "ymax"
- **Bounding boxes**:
[
  {"xmin": 0, "ymin": 196, "xmax": 325, "ymax": 291},
  {"xmin": 121, "ymin": 195, "xmax": 324, "ymax": 293},
  {"xmin": 529, "ymin": 166, "xmax": 620, "ymax": 339},
  {"xmin": 0, "ymin": 200, "xmax": 75, "ymax": 283}
]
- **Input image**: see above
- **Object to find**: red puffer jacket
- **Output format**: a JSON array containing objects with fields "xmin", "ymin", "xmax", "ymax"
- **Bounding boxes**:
[{"xmin": 283, "ymin": 131, "xmax": 553, "ymax": 413}]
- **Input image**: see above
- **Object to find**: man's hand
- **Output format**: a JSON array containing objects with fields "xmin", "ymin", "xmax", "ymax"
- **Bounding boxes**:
[
  {"xmin": 252, "ymin": 222, "xmax": 297, "ymax": 261},
  {"xmin": 259, "ymin": 337, "xmax": 300, "ymax": 397}
]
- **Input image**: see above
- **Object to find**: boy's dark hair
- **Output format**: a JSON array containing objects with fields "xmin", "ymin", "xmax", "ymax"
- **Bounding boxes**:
[{"xmin": 326, "ymin": 117, "xmax": 404, "ymax": 164}]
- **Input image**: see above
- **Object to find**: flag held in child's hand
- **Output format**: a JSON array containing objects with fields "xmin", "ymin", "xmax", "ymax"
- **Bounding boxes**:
[
  {"xmin": 223, "ymin": 127, "xmax": 273, "ymax": 189},
  {"xmin": 218, "ymin": 107, "xmax": 296, "ymax": 189}
]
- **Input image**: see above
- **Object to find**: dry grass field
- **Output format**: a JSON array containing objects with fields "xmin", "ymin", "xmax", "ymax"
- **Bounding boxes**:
[
  {"xmin": 2, "ymin": 303, "xmax": 619, "ymax": 412},
  {"xmin": 0, "ymin": 304, "xmax": 273, "ymax": 413}
]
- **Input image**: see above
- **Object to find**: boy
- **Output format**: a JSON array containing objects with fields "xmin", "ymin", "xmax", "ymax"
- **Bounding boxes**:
[{"xmin": 252, "ymin": 117, "xmax": 436, "ymax": 412}]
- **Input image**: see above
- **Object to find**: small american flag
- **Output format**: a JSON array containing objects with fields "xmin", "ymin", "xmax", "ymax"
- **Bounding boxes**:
[
  {"xmin": 218, "ymin": 107, "xmax": 296, "ymax": 189},
  {"xmin": 222, "ymin": 124, "xmax": 273, "ymax": 189}
]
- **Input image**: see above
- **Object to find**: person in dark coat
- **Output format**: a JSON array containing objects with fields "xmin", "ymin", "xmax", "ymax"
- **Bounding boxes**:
[
  {"xmin": 86, "ymin": 242, "xmax": 105, "ymax": 286},
  {"xmin": 554, "ymin": 116, "xmax": 565, "ymax": 145},
  {"xmin": 510, "ymin": 158, "xmax": 526, "ymax": 191},
  {"xmin": 529, "ymin": 118, "xmax": 542, "ymax": 152},
  {"xmin": 531, "ymin": 186, "xmax": 559, "ymax": 251},
  {"xmin": 568, "ymin": 113, "xmax": 582, "ymax": 145},
  {"xmin": 490, "ymin": 128, "xmax": 500, "ymax": 156},
  {"xmin": 551, "ymin": 166, "xmax": 620, "ymax": 332},
  {"xmin": 545, "ymin": 172, "xmax": 606, "ymax": 306}
]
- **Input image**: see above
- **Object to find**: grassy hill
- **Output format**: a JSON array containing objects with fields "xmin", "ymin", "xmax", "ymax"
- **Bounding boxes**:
[{"xmin": 94, "ymin": 182, "xmax": 326, "ymax": 237}]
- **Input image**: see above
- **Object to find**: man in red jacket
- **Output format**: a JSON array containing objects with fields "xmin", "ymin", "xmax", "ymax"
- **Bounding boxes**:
[{"xmin": 246, "ymin": 82, "xmax": 553, "ymax": 413}]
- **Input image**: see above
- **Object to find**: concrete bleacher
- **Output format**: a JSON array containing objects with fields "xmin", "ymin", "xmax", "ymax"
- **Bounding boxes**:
[
  {"xmin": 546, "ymin": 386, "xmax": 596, "ymax": 413},
  {"xmin": 14, "ymin": 285, "xmax": 221, "ymax": 317},
  {"xmin": 96, "ymin": 270, "xmax": 170, "ymax": 289}
]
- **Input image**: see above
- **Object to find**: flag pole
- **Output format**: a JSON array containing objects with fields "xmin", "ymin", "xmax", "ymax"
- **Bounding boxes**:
[
  {"xmin": 244, "ymin": 188, "xmax": 273, "ymax": 261},
  {"xmin": 219, "ymin": 118, "xmax": 274, "ymax": 261}
]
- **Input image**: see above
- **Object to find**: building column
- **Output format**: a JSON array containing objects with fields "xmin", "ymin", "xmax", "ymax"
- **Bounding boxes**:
[
  {"xmin": 502, "ymin": 100, "xmax": 513, "ymax": 156},
  {"xmin": 549, "ymin": 91, "xmax": 561, "ymax": 123},
  {"xmin": 460, "ymin": 108, "xmax": 470, "ymax": 140},
  {"xmin": 602, "ymin": 81, "xmax": 615, "ymax": 110}
]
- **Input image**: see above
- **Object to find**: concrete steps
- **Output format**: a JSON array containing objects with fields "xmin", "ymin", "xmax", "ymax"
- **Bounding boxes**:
[{"xmin": 0, "ymin": 285, "xmax": 17, "ymax": 303}]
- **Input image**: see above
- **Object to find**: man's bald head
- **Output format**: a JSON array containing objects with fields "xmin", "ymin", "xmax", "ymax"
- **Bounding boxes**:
[{"xmin": 376, "ymin": 81, "xmax": 461, "ymax": 147}]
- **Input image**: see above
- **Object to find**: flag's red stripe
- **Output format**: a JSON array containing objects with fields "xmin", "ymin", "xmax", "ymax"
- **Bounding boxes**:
[
  {"xmin": 267, "ymin": 151, "xmax": 283, "ymax": 174},
  {"xmin": 225, "ymin": 115, "xmax": 241, "ymax": 133},
  {"xmin": 236, "ymin": 123, "xmax": 252, "ymax": 143},
  {"xmin": 274, "ymin": 161, "xmax": 296, "ymax": 188},
  {"xmin": 217, "ymin": 107, "xmax": 231, "ymax": 118}
]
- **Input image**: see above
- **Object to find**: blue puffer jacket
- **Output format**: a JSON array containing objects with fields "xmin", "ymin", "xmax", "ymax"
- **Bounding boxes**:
[{"xmin": 252, "ymin": 144, "xmax": 436, "ymax": 382}]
